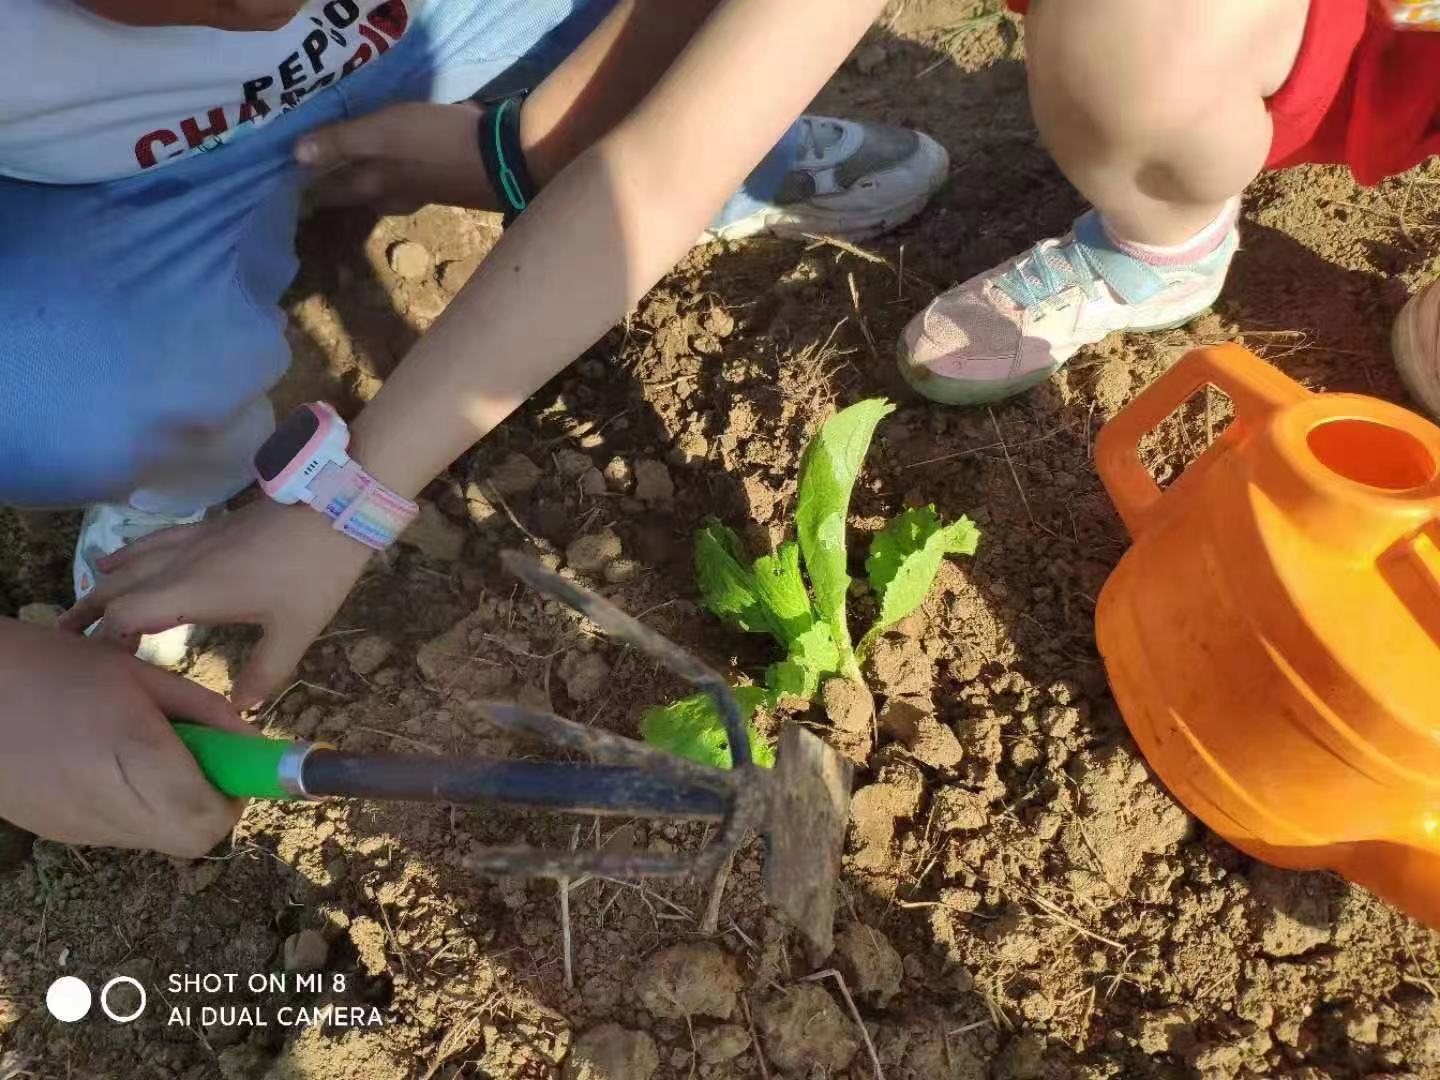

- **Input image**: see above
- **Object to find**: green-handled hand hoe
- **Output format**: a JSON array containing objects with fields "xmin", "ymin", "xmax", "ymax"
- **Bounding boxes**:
[{"xmin": 174, "ymin": 553, "xmax": 853, "ymax": 952}]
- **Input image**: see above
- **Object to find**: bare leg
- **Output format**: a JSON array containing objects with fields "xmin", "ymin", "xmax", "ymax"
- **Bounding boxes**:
[{"xmin": 1026, "ymin": 0, "xmax": 1309, "ymax": 244}]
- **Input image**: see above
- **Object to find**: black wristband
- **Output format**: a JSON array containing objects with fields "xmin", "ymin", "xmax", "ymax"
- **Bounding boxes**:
[{"xmin": 477, "ymin": 95, "xmax": 537, "ymax": 227}]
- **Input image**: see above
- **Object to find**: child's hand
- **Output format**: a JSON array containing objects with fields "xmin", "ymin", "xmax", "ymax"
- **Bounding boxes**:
[
  {"xmin": 296, "ymin": 102, "xmax": 490, "ymax": 215},
  {"xmin": 0, "ymin": 618, "xmax": 246, "ymax": 857},
  {"xmin": 59, "ymin": 499, "xmax": 372, "ymax": 710}
]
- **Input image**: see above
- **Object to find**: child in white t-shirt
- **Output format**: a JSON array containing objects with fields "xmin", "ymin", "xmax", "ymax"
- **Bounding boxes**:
[{"xmin": 0, "ymin": 0, "xmax": 948, "ymax": 856}]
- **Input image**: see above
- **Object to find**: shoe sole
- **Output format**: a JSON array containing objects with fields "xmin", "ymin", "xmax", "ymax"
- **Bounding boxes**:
[
  {"xmin": 1392, "ymin": 292, "xmax": 1440, "ymax": 420},
  {"xmin": 897, "ymin": 284, "xmax": 1225, "ymax": 407},
  {"xmin": 702, "ymin": 134, "xmax": 950, "ymax": 244}
]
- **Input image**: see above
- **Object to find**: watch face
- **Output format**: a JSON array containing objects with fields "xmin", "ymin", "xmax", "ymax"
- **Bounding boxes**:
[{"xmin": 255, "ymin": 406, "xmax": 321, "ymax": 482}]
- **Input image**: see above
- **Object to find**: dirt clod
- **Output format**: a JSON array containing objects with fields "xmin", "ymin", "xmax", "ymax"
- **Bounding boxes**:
[
  {"xmin": 346, "ymin": 634, "xmax": 394, "ymax": 677},
  {"xmin": 635, "ymin": 942, "xmax": 742, "ymax": 1020},
  {"xmin": 399, "ymin": 502, "xmax": 466, "ymax": 561},
  {"xmin": 564, "ymin": 1024, "xmax": 659, "ymax": 1080},
  {"xmin": 565, "ymin": 529, "xmax": 623, "ymax": 575},
  {"xmin": 1248, "ymin": 865, "xmax": 1337, "ymax": 957},
  {"xmin": 633, "ymin": 459, "xmax": 675, "ymax": 504},
  {"xmin": 602, "ymin": 457, "xmax": 633, "ymax": 492},
  {"xmin": 696, "ymin": 1023, "xmax": 750, "ymax": 1064},
  {"xmin": 487, "ymin": 452, "xmax": 543, "ymax": 496},
  {"xmin": 755, "ymin": 983, "xmax": 860, "ymax": 1074},
  {"xmin": 833, "ymin": 924, "xmax": 903, "ymax": 1006},
  {"xmin": 559, "ymin": 651, "xmax": 611, "ymax": 703},
  {"xmin": 282, "ymin": 929, "xmax": 329, "ymax": 973}
]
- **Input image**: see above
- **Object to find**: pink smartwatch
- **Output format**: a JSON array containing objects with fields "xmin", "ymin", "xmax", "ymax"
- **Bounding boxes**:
[{"xmin": 253, "ymin": 402, "xmax": 418, "ymax": 551}]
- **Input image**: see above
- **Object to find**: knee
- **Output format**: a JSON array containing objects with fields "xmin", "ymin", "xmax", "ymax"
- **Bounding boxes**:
[{"xmin": 1025, "ymin": 0, "xmax": 1291, "ymax": 155}]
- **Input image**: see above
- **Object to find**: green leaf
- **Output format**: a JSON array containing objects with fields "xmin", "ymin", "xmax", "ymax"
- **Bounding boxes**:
[
  {"xmin": 864, "ymin": 506, "xmax": 980, "ymax": 642},
  {"xmin": 694, "ymin": 523, "xmax": 773, "ymax": 636},
  {"xmin": 789, "ymin": 620, "xmax": 840, "ymax": 675},
  {"xmin": 641, "ymin": 686, "xmax": 776, "ymax": 769},
  {"xmin": 764, "ymin": 659, "xmax": 817, "ymax": 701},
  {"xmin": 751, "ymin": 542, "xmax": 815, "ymax": 647},
  {"xmin": 795, "ymin": 398, "xmax": 895, "ymax": 678}
]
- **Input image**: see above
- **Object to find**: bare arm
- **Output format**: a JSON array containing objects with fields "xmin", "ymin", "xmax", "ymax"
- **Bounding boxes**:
[{"xmin": 348, "ymin": 0, "xmax": 888, "ymax": 495}]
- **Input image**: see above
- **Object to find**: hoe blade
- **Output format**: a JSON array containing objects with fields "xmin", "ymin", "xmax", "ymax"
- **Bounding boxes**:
[{"xmin": 763, "ymin": 724, "xmax": 854, "ymax": 956}]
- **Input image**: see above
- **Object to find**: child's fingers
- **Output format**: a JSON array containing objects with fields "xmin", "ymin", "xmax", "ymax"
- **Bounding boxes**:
[
  {"xmin": 97, "ymin": 522, "xmax": 204, "ymax": 574},
  {"xmin": 230, "ymin": 621, "xmax": 316, "ymax": 712},
  {"xmin": 131, "ymin": 661, "xmax": 252, "ymax": 734}
]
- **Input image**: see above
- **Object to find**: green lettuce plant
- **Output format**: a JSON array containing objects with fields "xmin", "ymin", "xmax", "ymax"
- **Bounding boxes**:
[{"xmin": 642, "ymin": 399, "xmax": 979, "ymax": 768}]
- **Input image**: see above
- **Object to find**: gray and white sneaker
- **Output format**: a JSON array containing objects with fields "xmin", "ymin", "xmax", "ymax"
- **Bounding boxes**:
[
  {"xmin": 704, "ymin": 115, "xmax": 949, "ymax": 243},
  {"xmin": 74, "ymin": 503, "xmax": 208, "ymax": 669}
]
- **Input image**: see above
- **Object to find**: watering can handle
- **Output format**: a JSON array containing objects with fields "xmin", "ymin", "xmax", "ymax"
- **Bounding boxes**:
[{"xmin": 1095, "ymin": 344, "xmax": 1309, "ymax": 537}]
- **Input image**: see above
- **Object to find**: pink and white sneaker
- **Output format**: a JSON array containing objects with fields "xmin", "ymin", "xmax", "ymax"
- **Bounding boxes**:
[
  {"xmin": 898, "ymin": 207, "xmax": 1239, "ymax": 405},
  {"xmin": 1393, "ymin": 280, "xmax": 1440, "ymax": 420}
]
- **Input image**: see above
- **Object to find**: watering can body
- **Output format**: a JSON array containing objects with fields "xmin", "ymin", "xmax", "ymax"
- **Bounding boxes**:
[{"xmin": 1095, "ymin": 344, "xmax": 1440, "ymax": 926}]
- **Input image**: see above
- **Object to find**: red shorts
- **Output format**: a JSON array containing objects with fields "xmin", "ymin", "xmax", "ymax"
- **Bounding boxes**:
[{"xmin": 1006, "ymin": 0, "xmax": 1440, "ymax": 185}]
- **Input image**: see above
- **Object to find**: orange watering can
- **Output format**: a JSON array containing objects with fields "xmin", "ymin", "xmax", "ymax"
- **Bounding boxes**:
[{"xmin": 1095, "ymin": 343, "xmax": 1440, "ymax": 926}]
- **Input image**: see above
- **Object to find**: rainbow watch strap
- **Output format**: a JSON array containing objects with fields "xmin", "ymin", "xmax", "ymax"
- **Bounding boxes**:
[{"xmin": 308, "ymin": 460, "xmax": 418, "ymax": 550}]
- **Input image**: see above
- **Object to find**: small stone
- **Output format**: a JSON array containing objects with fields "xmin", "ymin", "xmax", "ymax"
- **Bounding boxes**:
[
  {"xmin": 603, "ymin": 559, "xmax": 639, "ymax": 585},
  {"xmin": 16, "ymin": 603, "xmax": 62, "ymax": 628},
  {"xmin": 565, "ymin": 1024, "xmax": 659, "ymax": 1080},
  {"xmin": 755, "ymin": 984, "xmax": 859, "ymax": 1074},
  {"xmin": 696, "ymin": 1024, "xmax": 750, "ymax": 1065},
  {"xmin": 633, "ymin": 459, "xmax": 674, "ymax": 504},
  {"xmin": 580, "ymin": 468, "xmax": 608, "ymax": 497},
  {"xmin": 560, "ymin": 652, "xmax": 611, "ymax": 703},
  {"xmin": 833, "ymin": 924, "xmax": 903, "ymax": 1006},
  {"xmin": 346, "ymin": 635, "xmax": 394, "ymax": 677},
  {"xmin": 388, "ymin": 240, "xmax": 432, "ymax": 281},
  {"xmin": 566, "ymin": 529, "xmax": 623, "ymax": 574},
  {"xmin": 400, "ymin": 502, "xmax": 466, "ymax": 561},
  {"xmin": 487, "ymin": 452, "xmax": 543, "ymax": 496},
  {"xmin": 602, "ymin": 458, "xmax": 633, "ymax": 492},
  {"xmin": 635, "ymin": 943, "xmax": 742, "ymax": 1020},
  {"xmin": 283, "ymin": 929, "xmax": 329, "ymax": 973}
]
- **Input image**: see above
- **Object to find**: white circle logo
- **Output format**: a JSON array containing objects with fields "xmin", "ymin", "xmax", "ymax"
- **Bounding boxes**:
[
  {"xmin": 100, "ymin": 976, "xmax": 147, "ymax": 1024},
  {"xmin": 45, "ymin": 977, "xmax": 92, "ymax": 1022}
]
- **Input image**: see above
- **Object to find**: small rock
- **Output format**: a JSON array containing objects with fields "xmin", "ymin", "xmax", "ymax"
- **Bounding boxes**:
[
  {"xmin": 635, "ymin": 942, "xmax": 743, "ymax": 1020},
  {"xmin": 399, "ymin": 502, "xmax": 466, "ymax": 561},
  {"xmin": 283, "ymin": 930, "xmax": 328, "ymax": 973},
  {"xmin": 755, "ymin": 984, "xmax": 859, "ymax": 1074},
  {"xmin": 564, "ymin": 1024, "xmax": 659, "ymax": 1080},
  {"xmin": 603, "ymin": 559, "xmax": 639, "ymax": 585},
  {"xmin": 696, "ymin": 1024, "xmax": 750, "ymax": 1065},
  {"xmin": 833, "ymin": 924, "xmax": 903, "ymax": 1006},
  {"xmin": 633, "ymin": 459, "xmax": 674, "ymax": 504},
  {"xmin": 388, "ymin": 240, "xmax": 432, "ymax": 281},
  {"xmin": 487, "ymin": 452, "xmax": 543, "ymax": 496},
  {"xmin": 566, "ymin": 529, "xmax": 623, "ymax": 574},
  {"xmin": 555, "ymin": 448, "xmax": 594, "ymax": 479},
  {"xmin": 602, "ymin": 458, "xmax": 633, "ymax": 492},
  {"xmin": 346, "ymin": 635, "xmax": 395, "ymax": 677},
  {"xmin": 560, "ymin": 652, "xmax": 611, "ymax": 703},
  {"xmin": 580, "ymin": 468, "xmax": 608, "ymax": 497},
  {"xmin": 16, "ymin": 603, "xmax": 62, "ymax": 628}
]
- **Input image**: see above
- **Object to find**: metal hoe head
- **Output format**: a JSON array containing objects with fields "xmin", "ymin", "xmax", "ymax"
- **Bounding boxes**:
[{"xmin": 464, "ymin": 552, "xmax": 854, "ymax": 952}]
